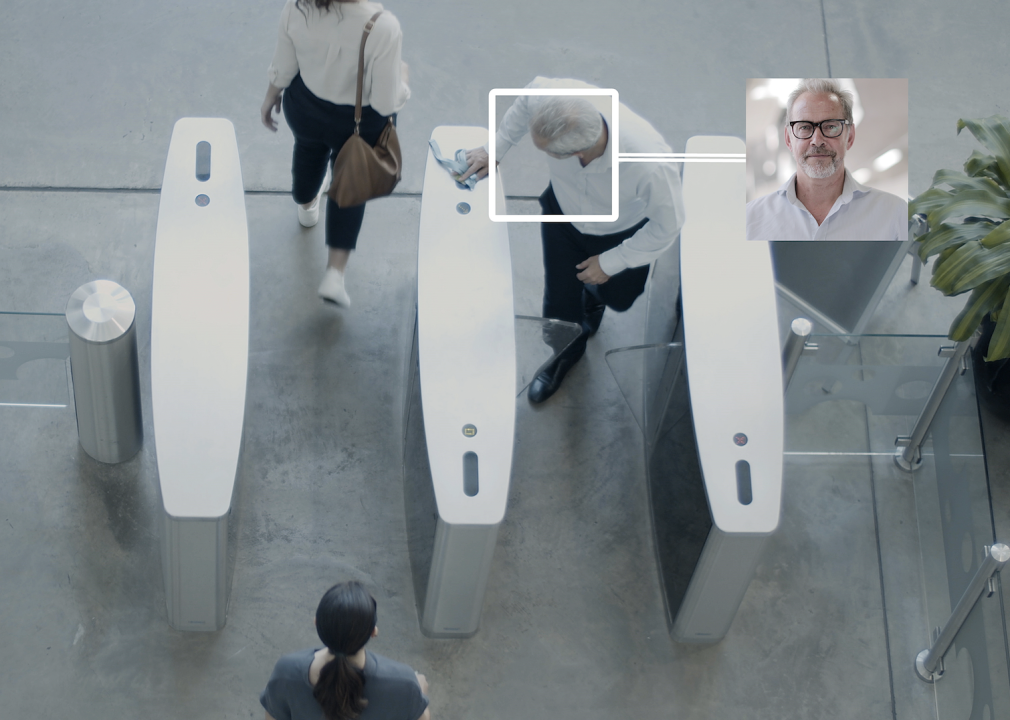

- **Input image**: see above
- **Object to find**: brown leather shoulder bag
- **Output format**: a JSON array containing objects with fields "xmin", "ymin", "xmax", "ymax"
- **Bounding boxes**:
[{"xmin": 327, "ymin": 10, "xmax": 402, "ymax": 208}]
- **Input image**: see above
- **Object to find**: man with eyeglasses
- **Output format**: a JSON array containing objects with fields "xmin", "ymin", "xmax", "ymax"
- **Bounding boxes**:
[
  {"xmin": 459, "ymin": 77, "xmax": 685, "ymax": 404},
  {"xmin": 746, "ymin": 78, "xmax": 907, "ymax": 241}
]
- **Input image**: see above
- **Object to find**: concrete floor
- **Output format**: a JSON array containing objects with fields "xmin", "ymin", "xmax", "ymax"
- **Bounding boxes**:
[{"xmin": 4, "ymin": 1, "xmax": 1010, "ymax": 719}]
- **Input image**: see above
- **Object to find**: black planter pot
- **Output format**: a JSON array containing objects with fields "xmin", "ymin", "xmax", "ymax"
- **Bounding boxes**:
[{"xmin": 972, "ymin": 316, "xmax": 1010, "ymax": 421}]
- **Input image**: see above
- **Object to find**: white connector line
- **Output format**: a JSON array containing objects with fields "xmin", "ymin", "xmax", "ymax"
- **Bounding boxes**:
[
  {"xmin": 618, "ymin": 153, "xmax": 746, "ymax": 163},
  {"xmin": 783, "ymin": 451, "xmax": 984, "ymax": 458}
]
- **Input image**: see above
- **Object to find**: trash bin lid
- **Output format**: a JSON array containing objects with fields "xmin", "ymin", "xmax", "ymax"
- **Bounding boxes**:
[{"xmin": 66, "ymin": 280, "xmax": 136, "ymax": 343}]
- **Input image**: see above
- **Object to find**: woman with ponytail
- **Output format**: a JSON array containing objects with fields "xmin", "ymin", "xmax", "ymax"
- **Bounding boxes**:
[{"xmin": 260, "ymin": 581, "xmax": 430, "ymax": 720}]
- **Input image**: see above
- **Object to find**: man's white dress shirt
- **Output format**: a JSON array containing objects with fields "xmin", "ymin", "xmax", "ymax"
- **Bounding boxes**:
[
  {"xmin": 494, "ymin": 77, "xmax": 685, "ymax": 277},
  {"xmin": 746, "ymin": 169, "xmax": 907, "ymax": 242}
]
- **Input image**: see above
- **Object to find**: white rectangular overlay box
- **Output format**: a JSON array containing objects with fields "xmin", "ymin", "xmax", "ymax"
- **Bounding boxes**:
[{"xmin": 488, "ymin": 88, "xmax": 620, "ymax": 223}]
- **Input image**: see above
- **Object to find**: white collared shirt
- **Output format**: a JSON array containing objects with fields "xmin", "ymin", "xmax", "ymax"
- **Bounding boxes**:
[
  {"xmin": 494, "ymin": 77, "xmax": 685, "ymax": 276},
  {"xmin": 267, "ymin": 0, "xmax": 410, "ymax": 117},
  {"xmin": 746, "ymin": 169, "xmax": 907, "ymax": 241}
]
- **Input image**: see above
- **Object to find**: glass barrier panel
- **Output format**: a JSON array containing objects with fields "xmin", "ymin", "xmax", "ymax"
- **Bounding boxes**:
[
  {"xmin": 919, "ymin": 361, "xmax": 1010, "ymax": 719},
  {"xmin": 0, "ymin": 312, "xmax": 71, "ymax": 408},
  {"xmin": 605, "ymin": 342, "xmax": 692, "ymax": 630},
  {"xmin": 604, "ymin": 343, "xmax": 685, "ymax": 450},
  {"xmin": 514, "ymin": 316, "xmax": 582, "ymax": 398},
  {"xmin": 786, "ymin": 332, "xmax": 1010, "ymax": 719}
]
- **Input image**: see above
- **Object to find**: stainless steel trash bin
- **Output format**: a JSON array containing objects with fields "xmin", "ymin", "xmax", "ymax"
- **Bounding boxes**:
[{"xmin": 66, "ymin": 280, "xmax": 143, "ymax": 463}]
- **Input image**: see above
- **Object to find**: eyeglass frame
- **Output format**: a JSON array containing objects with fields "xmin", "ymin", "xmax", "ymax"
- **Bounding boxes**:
[{"xmin": 787, "ymin": 119, "xmax": 851, "ymax": 140}]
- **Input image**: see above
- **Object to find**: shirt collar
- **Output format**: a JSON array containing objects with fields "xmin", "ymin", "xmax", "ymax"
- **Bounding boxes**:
[
  {"xmin": 578, "ymin": 108, "xmax": 613, "ymax": 174},
  {"xmin": 780, "ymin": 168, "xmax": 869, "ymax": 207}
]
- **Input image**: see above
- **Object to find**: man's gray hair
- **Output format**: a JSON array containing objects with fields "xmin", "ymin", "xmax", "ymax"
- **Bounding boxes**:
[
  {"xmin": 786, "ymin": 79, "xmax": 854, "ymax": 123},
  {"xmin": 529, "ymin": 97, "xmax": 603, "ymax": 156}
]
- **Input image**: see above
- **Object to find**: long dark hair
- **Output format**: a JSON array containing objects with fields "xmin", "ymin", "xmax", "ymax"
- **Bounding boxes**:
[
  {"xmin": 313, "ymin": 581, "xmax": 378, "ymax": 720},
  {"xmin": 295, "ymin": 0, "xmax": 356, "ymax": 14}
]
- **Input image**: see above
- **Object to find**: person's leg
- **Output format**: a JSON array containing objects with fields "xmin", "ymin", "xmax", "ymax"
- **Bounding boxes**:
[
  {"xmin": 316, "ymin": 106, "xmax": 392, "ymax": 306},
  {"xmin": 327, "ymin": 248, "xmax": 350, "ymax": 272},
  {"xmin": 317, "ymin": 198, "xmax": 363, "ymax": 307},
  {"xmin": 594, "ymin": 264, "xmax": 651, "ymax": 311},
  {"xmin": 529, "ymin": 185, "xmax": 594, "ymax": 403},
  {"xmin": 580, "ymin": 285, "xmax": 606, "ymax": 335},
  {"xmin": 281, "ymin": 75, "xmax": 331, "ymax": 226},
  {"xmin": 539, "ymin": 185, "xmax": 588, "ymax": 324},
  {"xmin": 578, "ymin": 217, "xmax": 652, "ymax": 314}
]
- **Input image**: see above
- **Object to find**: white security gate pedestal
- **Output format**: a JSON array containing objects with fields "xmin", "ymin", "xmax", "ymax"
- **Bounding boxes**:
[
  {"xmin": 403, "ymin": 126, "xmax": 516, "ymax": 638},
  {"xmin": 152, "ymin": 118, "xmax": 249, "ymax": 632},
  {"xmin": 672, "ymin": 135, "xmax": 783, "ymax": 642}
]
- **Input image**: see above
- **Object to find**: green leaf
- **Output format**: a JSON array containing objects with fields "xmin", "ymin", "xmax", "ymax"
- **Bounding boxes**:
[
  {"xmin": 964, "ymin": 150, "xmax": 1002, "ymax": 183},
  {"xmin": 932, "ymin": 241, "xmax": 1010, "ymax": 295},
  {"xmin": 949, "ymin": 278, "xmax": 1009, "ymax": 340},
  {"xmin": 917, "ymin": 221, "xmax": 995, "ymax": 260},
  {"xmin": 957, "ymin": 116, "xmax": 1010, "ymax": 189},
  {"xmin": 933, "ymin": 245, "xmax": 960, "ymax": 280},
  {"xmin": 982, "ymin": 219, "xmax": 1010, "ymax": 248},
  {"xmin": 924, "ymin": 189, "xmax": 1010, "ymax": 228},
  {"xmin": 986, "ymin": 283, "xmax": 1010, "ymax": 360},
  {"xmin": 909, "ymin": 187, "xmax": 956, "ymax": 218},
  {"xmin": 932, "ymin": 241, "xmax": 984, "ymax": 294},
  {"xmin": 930, "ymin": 168, "xmax": 1004, "ymax": 194}
]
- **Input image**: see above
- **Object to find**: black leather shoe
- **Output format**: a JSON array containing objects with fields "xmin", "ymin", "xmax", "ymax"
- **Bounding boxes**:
[
  {"xmin": 528, "ymin": 337, "xmax": 587, "ymax": 404},
  {"xmin": 581, "ymin": 288, "xmax": 605, "ymax": 335}
]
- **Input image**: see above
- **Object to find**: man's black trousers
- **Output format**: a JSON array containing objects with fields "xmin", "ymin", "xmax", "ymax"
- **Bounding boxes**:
[{"xmin": 538, "ymin": 184, "xmax": 651, "ymax": 324}]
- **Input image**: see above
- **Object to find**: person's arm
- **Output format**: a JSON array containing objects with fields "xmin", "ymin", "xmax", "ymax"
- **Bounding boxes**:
[
  {"xmin": 575, "ymin": 255, "xmax": 610, "ymax": 285},
  {"xmin": 596, "ymin": 162, "xmax": 686, "ymax": 277},
  {"xmin": 264, "ymin": 1, "xmax": 297, "ymax": 130},
  {"xmin": 462, "ymin": 75, "xmax": 573, "ymax": 182},
  {"xmin": 261, "ymin": 84, "xmax": 284, "ymax": 132},
  {"xmin": 265, "ymin": 712, "xmax": 276, "ymax": 720},
  {"xmin": 458, "ymin": 93, "xmax": 534, "ymax": 181},
  {"xmin": 366, "ymin": 16, "xmax": 410, "ymax": 116},
  {"xmin": 412, "ymin": 671, "xmax": 431, "ymax": 720}
]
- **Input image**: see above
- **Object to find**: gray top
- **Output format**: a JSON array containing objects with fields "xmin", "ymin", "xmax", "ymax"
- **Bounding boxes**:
[{"xmin": 260, "ymin": 648, "xmax": 429, "ymax": 720}]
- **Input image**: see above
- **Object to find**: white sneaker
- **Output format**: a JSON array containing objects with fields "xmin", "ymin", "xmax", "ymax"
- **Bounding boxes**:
[
  {"xmin": 298, "ymin": 191, "xmax": 322, "ymax": 228},
  {"xmin": 318, "ymin": 267, "xmax": 351, "ymax": 307}
]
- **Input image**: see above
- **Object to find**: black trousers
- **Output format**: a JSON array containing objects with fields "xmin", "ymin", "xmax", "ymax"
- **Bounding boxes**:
[
  {"xmin": 281, "ymin": 73, "xmax": 393, "ymax": 250},
  {"xmin": 539, "ymin": 184, "xmax": 651, "ymax": 325}
]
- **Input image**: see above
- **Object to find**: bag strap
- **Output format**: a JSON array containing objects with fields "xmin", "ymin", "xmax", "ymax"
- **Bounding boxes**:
[{"xmin": 353, "ymin": 10, "xmax": 384, "ymax": 135}]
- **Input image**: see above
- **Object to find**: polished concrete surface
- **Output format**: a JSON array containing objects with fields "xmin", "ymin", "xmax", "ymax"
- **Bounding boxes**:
[{"xmin": 4, "ymin": 1, "xmax": 1010, "ymax": 718}]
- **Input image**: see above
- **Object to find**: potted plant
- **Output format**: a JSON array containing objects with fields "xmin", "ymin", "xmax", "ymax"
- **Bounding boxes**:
[{"xmin": 909, "ymin": 115, "xmax": 1010, "ymax": 419}]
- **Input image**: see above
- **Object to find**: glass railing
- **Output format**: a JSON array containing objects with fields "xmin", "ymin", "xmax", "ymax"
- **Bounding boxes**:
[
  {"xmin": 0, "ymin": 311, "xmax": 71, "ymax": 408},
  {"xmin": 608, "ymin": 328, "xmax": 1009, "ymax": 717},
  {"xmin": 514, "ymin": 316, "xmax": 583, "ymax": 398},
  {"xmin": 788, "ymin": 332, "xmax": 1010, "ymax": 720}
]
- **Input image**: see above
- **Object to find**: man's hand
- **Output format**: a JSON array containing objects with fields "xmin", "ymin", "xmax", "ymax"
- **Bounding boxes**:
[
  {"xmin": 457, "ymin": 147, "xmax": 497, "ymax": 182},
  {"xmin": 576, "ymin": 255, "xmax": 610, "ymax": 285}
]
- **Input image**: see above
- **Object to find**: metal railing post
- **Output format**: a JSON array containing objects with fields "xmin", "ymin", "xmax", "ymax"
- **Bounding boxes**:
[
  {"xmin": 894, "ymin": 338, "xmax": 973, "ymax": 471},
  {"xmin": 782, "ymin": 317, "xmax": 815, "ymax": 391},
  {"xmin": 915, "ymin": 543, "xmax": 1010, "ymax": 682},
  {"xmin": 909, "ymin": 213, "xmax": 927, "ymax": 285}
]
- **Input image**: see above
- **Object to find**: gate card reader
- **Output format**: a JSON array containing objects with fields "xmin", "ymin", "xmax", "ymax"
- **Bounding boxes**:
[
  {"xmin": 404, "ymin": 125, "xmax": 516, "ymax": 638},
  {"xmin": 152, "ymin": 118, "xmax": 249, "ymax": 632}
]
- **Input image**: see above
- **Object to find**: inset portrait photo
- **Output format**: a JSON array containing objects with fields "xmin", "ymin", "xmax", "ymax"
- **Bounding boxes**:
[{"xmin": 746, "ymin": 78, "xmax": 908, "ymax": 242}]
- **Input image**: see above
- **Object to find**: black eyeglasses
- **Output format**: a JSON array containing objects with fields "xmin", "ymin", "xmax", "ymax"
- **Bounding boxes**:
[{"xmin": 788, "ymin": 119, "xmax": 850, "ymax": 140}]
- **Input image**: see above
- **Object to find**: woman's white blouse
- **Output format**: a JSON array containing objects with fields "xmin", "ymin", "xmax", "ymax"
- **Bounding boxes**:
[{"xmin": 268, "ymin": 0, "xmax": 410, "ymax": 116}]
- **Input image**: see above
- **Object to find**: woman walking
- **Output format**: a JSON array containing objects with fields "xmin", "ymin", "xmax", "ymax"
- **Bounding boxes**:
[
  {"xmin": 260, "ymin": 581, "xmax": 430, "ymax": 720},
  {"xmin": 261, "ymin": 0, "xmax": 409, "ymax": 307}
]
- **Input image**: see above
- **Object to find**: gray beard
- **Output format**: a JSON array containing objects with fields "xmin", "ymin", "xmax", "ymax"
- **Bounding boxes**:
[{"xmin": 799, "ymin": 150, "xmax": 840, "ymax": 179}]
